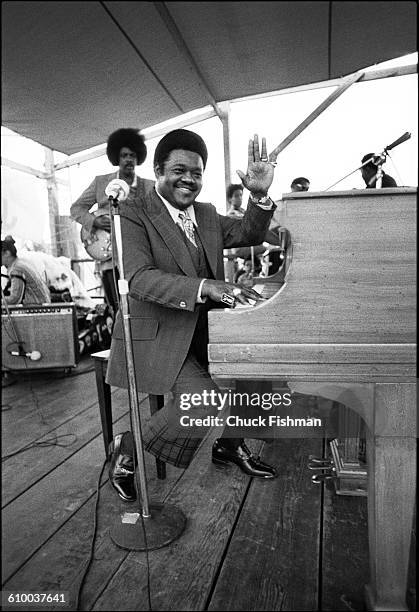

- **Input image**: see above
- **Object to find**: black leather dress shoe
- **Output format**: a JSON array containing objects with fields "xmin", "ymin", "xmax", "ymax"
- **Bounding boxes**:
[
  {"xmin": 212, "ymin": 439, "xmax": 276, "ymax": 479},
  {"xmin": 108, "ymin": 432, "xmax": 136, "ymax": 502}
]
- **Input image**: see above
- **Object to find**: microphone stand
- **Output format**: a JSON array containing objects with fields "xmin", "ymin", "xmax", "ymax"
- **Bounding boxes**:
[
  {"xmin": 324, "ymin": 131, "xmax": 411, "ymax": 191},
  {"xmin": 324, "ymin": 155, "xmax": 380, "ymax": 191},
  {"xmin": 108, "ymin": 193, "xmax": 186, "ymax": 551},
  {"xmin": 371, "ymin": 155, "xmax": 384, "ymax": 189}
]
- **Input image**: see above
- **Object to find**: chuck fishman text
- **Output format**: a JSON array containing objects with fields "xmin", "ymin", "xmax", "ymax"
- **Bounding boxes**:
[{"xmin": 179, "ymin": 415, "xmax": 323, "ymax": 428}]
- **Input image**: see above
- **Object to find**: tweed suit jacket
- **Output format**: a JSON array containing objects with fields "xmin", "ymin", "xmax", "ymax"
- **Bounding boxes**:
[{"xmin": 106, "ymin": 188, "xmax": 275, "ymax": 394}]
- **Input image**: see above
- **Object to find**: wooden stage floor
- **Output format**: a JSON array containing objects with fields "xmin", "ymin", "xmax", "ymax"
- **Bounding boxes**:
[{"xmin": 1, "ymin": 357, "xmax": 415, "ymax": 611}]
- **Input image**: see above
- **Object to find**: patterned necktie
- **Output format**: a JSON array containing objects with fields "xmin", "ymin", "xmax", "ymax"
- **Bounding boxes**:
[{"xmin": 178, "ymin": 211, "xmax": 197, "ymax": 248}]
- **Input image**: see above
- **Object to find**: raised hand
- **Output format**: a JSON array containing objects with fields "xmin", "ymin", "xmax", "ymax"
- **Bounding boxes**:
[{"xmin": 236, "ymin": 135, "xmax": 277, "ymax": 197}]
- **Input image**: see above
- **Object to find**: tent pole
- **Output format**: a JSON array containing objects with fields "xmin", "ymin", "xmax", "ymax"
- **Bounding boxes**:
[
  {"xmin": 269, "ymin": 70, "xmax": 364, "ymax": 160},
  {"xmin": 219, "ymin": 101, "xmax": 232, "ymax": 212},
  {"xmin": 44, "ymin": 147, "xmax": 60, "ymax": 256}
]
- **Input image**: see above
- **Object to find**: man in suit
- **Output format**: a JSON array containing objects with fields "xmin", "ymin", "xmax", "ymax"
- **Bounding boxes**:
[
  {"xmin": 70, "ymin": 128, "xmax": 154, "ymax": 313},
  {"xmin": 106, "ymin": 129, "xmax": 279, "ymax": 502}
]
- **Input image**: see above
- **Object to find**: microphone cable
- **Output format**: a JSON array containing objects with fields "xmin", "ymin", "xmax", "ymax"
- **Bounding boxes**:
[
  {"xmin": 1, "ymin": 290, "xmax": 25, "ymax": 348},
  {"xmin": 74, "ymin": 451, "xmax": 152, "ymax": 611},
  {"xmin": 2, "ymin": 433, "xmax": 78, "ymax": 462},
  {"xmin": 75, "ymin": 458, "xmax": 107, "ymax": 611},
  {"xmin": 74, "ymin": 459, "xmax": 155, "ymax": 611},
  {"xmin": 1, "ymin": 302, "xmax": 49, "ymax": 423}
]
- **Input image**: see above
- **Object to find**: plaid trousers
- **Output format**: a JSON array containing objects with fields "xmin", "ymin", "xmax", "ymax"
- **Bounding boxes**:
[{"xmin": 141, "ymin": 351, "xmax": 229, "ymax": 469}]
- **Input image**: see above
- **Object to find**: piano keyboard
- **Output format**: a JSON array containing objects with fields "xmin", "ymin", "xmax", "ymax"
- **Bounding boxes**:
[
  {"xmin": 234, "ymin": 282, "xmax": 281, "ymax": 308},
  {"xmin": 252, "ymin": 283, "xmax": 265, "ymax": 294}
]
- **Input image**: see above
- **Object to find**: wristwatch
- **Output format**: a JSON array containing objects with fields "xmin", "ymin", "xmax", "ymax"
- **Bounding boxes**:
[{"xmin": 250, "ymin": 193, "xmax": 270, "ymax": 205}]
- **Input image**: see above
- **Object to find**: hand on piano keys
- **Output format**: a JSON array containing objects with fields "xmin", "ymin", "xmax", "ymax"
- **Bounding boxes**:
[{"xmin": 201, "ymin": 279, "xmax": 267, "ymax": 308}]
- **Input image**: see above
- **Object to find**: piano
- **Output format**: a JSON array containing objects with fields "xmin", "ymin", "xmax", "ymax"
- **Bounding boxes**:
[{"xmin": 208, "ymin": 188, "xmax": 416, "ymax": 611}]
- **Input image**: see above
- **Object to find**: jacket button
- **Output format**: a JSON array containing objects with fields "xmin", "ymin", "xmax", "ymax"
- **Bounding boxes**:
[{"xmin": 179, "ymin": 301, "xmax": 186, "ymax": 308}]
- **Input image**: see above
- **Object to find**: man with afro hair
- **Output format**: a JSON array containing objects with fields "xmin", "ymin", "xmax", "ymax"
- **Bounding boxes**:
[{"xmin": 70, "ymin": 128, "xmax": 154, "ymax": 313}]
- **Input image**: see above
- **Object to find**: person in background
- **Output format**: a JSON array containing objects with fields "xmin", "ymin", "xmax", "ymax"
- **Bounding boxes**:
[
  {"xmin": 1, "ymin": 236, "xmax": 50, "ymax": 305},
  {"xmin": 226, "ymin": 183, "xmax": 245, "ymax": 217},
  {"xmin": 290, "ymin": 177, "xmax": 310, "ymax": 192},
  {"xmin": 70, "ymin": 128, "xmax": 154, "ymax": 314},
  {"xmin": 234, "ymin": 257, "xmax": 262, "ymax": 287},
  {"xmin": 360, "ymin": 153, "xmax": 397, "ymax": 188}
]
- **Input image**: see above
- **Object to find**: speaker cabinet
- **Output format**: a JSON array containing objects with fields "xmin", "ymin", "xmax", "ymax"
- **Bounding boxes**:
[{"xmin": 2, "ymin": 304, "xmax": 79, "ymax": 370}]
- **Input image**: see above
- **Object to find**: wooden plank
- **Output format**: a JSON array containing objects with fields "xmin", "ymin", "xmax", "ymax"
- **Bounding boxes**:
[
  {"xmin": 2, "ymin": 406, "xmax": 169, "ymax": 584},
  {"xmin": 1, "ymin": 387, "xmax": 131, "ymax": 506},
  {"xmin": 1, "ymin": 372, "xmax": 136, "ymax": 457},
  {"xmin": 210, "ymin": 362, "xmax": 416, "ymax": 382},
  {"xmin": 1, "ymin": 373, "xmax": 105, "ymax": 454},
  {"xmin": 1, "ymin": 369, "xmax": 97, "ymax": 414},
  {"xmin": 91, "ymin": 431, "xmax": 262, "ymax": 611},
  {"xmin": 208, "ymin": 344, "xmax": 416, "ymax": 364},
  {"xmin": 321, "ymin": 483, "xmax": 369, "ymax": 611},
  {"xmin": 207, "ymin": 438, "xmax": 323, "ymax": 611},
  {"xmin": 2, "ymin": 434, "xmax": 183, "ymax": 611},
  {"xmin": 2, "ymin": 436, "xmax": 108, "ymax": 583}
]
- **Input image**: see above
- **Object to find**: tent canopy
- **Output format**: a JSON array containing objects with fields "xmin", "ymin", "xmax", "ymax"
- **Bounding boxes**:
[{"xmin": 2, "ymin": 1, "xmax": 417, "ymax": 155}]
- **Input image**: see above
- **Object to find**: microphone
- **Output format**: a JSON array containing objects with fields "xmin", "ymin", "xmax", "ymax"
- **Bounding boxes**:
[
  {"xmin": 10, "ymin": 349, "xmax": 42, "ymax": 361},
  {"xmin": 385, "ymin": 132, "xmax": 411, "ymax": 153},
  {"xmin": 105, "ymin": 179, "xmax": 130, "ymax": 202},
  {"xmin": 371, "ymin": 153, "xmax": 386, "ymax": 166}
]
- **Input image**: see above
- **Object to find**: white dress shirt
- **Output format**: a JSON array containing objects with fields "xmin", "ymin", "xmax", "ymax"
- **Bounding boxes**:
[{"xmin": 155, "ymin": 185, "xmax": 206, "ymax": 302}]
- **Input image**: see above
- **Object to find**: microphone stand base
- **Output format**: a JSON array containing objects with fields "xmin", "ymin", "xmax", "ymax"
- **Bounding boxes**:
[{"xmin": 110, "ymin": 502, "xmax": 187, "ymax": 551}]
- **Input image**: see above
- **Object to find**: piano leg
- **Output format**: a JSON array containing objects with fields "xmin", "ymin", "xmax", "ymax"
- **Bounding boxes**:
[
  {"xmin": 364, "ymin": 382, "xmax": 416, "ymax": 612},
  {"xmin": 288, "ymin": 381, "xmax": 416, "ymax": 611}
]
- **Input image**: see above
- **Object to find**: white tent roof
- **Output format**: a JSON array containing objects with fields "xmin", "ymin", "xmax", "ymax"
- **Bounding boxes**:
[{"xmin": 2, "ymin": 1, "xmax": 416, "ymax": 155}]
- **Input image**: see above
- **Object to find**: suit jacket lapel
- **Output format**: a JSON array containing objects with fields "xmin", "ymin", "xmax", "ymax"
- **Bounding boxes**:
[
  {"xmin": 142, "ymin": 190, "xmax": 197, "ymax": 277},
  {"xmin": 194, "ymin": 203, "xmax": 218, "ymax": 278}
]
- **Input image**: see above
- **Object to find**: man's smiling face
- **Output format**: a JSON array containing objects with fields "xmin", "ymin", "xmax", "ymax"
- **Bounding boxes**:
[{"xmin": 155, "ymin": 149, "xmax": 203, "ymax": 210}]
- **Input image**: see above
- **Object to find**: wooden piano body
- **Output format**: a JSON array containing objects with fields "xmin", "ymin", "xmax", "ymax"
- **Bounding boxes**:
[{"xmin": 208, "ymin": 188, "xmax": 416, "ymax": 611}]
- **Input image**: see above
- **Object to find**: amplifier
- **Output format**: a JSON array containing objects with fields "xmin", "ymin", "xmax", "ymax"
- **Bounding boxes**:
[{"xmin": 2, "ymin": 304, "xmax": 79, "ymax": 371}]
